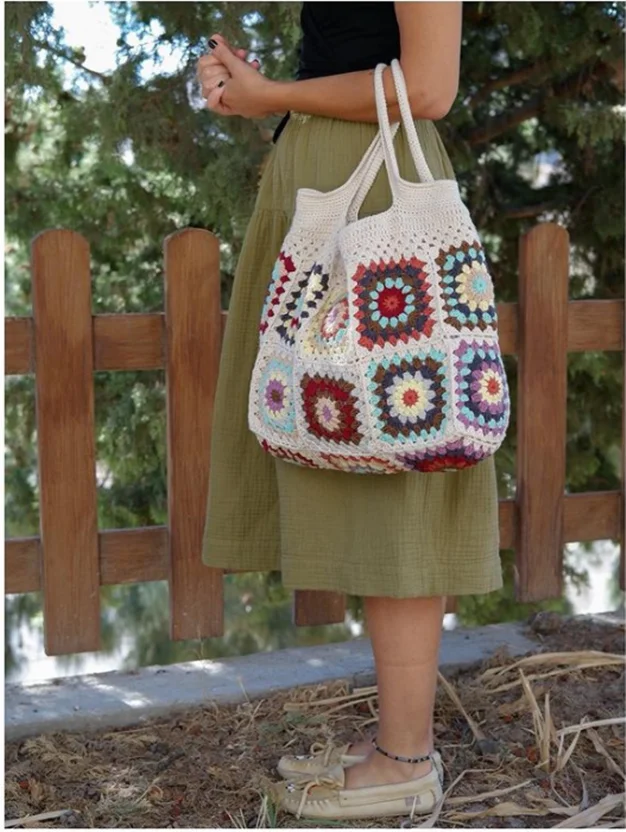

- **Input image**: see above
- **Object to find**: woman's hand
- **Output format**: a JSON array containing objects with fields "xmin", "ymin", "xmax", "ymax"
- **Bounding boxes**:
[
  {"xmin": 197, "ymin": 34, "xmax": 279, "ymax": 119},
  {"xmin": 197, "ymin": 35, "xmax": 260, "ymax": 113}
]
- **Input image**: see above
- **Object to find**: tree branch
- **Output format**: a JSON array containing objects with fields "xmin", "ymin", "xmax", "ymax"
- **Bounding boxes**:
[
  {"xmin": 469, "ymin": 59, "xmax": 554, "ymax": 106},
  {"xmin": 32, "ymin": 39, "xmax": 111, "ymax": 84},
  {"xmin": 464, "ymin": 97, "xmax": 543, "ymax": 146},
  {"xmin": 464, "ymin": 66, "xmax": 592, "ymax": 147},
  {"xmin": 499, "ymin": 202, "xmax": 560, "ymax": 220}
]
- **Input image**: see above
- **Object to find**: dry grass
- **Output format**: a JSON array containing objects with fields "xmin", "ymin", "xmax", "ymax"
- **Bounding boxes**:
[{"xmin": 5, "ymin": 613, "xmax": 625, "ymax": 828}]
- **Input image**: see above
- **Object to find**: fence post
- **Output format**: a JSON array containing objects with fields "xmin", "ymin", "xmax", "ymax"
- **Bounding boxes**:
[
  {"xmin": 164, "ymin": 229, "xmax": 224, "ymax": 640},
  {"xmin": 619, "ymin": 352, "xmax": 626, "ymax": 592},
  {"xmin": 516, "ymin": 223, "xmax": 569, "ymax": 601},
  {"xmin": 294, "ymin": 591, "xmax": 346, "ymax": 627},
  {"xmin": 32, "ymin": 230, "xmax": 101, "ymax": 654}
]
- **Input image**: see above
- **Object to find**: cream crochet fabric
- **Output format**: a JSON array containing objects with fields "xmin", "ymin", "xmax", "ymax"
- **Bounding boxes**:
[{"xmin": 248, "ymin": 59, "xmax": 510, "ymax": 475}]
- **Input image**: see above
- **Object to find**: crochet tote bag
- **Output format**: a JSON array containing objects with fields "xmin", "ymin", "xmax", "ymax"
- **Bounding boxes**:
[{"xmin": 248, "ymin": 59, "xmax": 510, "ymax": 474}]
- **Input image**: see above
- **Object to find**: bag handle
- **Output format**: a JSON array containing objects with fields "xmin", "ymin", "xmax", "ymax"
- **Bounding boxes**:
[
  {"xmin": 388, "ymin": 58, "xmax": 435, "ymax": 185},
  {"xmin": 346, "ymin": 60, "xmax": 436, "ymax": 222},
  {"xmin": 346, "ymin": 121, "xmax": 400, "ymax": 222},
  {"xmin": 376, "ymin": 59, "xmax": 436, "ymax": 190}
]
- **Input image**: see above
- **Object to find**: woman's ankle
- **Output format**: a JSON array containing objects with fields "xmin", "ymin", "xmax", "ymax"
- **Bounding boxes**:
[
  {"xmin": 369, "ymin": 748, "xmax": 433, "ymax": 782},
  {"xmin": 370, "ymin": 735, "xmax": 434, "ymax": 775},
  {"xmin": 374, "ymin": 732, "xmax": 433, "ymax": 758}
]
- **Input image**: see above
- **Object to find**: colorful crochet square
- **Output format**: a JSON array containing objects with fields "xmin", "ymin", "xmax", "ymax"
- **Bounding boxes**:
[
  {"xmin": 436, "ymin": 241, "xmax": 497, "ymax": 332},
  {"xmin": 453, "ymin": 339, "xmax": 509, "ymax": 436},
  {"xmin": 397, "ymin": 438, "xmax": 489, "ymax": 473},
  {"xmin": 303, "ymin": 292, "xmax": 350, "ymax": 356},
  {"xmin": 260, "ymin": 251, "xmax": 296, "ymax": 335},
  {"xmin": 260, "ymin": 439, "xmax": 318, "ymax": 468},
  {"xmin": 352, "ymin": 256, "xmax": 434, "ymax": 351},
  {"xmin": 320, "ymin": 453, "xmax": 405, "ymax": 474},
  {"xmin": 300, "ymin": 373, "xmax": 364, "ymax": 445},
  {"xmin": 258, "ymin": 357, "xmax": 296, "ymax": 435},
  {"xmin": 277, "ymin": 262, "xmax": 330, "ymax": 346},
  {"xmin": 366, "ymin": 349, "xmax": 449, "ymax": 443}
]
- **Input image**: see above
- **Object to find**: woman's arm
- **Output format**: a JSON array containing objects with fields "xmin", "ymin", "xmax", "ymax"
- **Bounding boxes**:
[
  {"xmin": 200, "ymin": 3, "xmax": 462, "ymax": 121},
  {"xmin": 273, "ymin": 2, "xmax": 462, "ymax": 121}
]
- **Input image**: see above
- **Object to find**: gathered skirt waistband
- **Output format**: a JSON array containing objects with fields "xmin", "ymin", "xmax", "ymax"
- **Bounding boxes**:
[{"xmin": 257, "ymin": 110, "xmax": 457, "ymax": 221}]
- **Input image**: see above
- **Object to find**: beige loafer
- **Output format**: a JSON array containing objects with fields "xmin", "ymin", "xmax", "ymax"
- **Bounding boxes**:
[
  {"xmin": 277, "ymin": 740, "xmax": 367, "ymax": 782},
  {"xmin": 277, "ymin": 740, "xmax": 445, "ymax": 786},
  {"xmin": 271, "ymin": 758, "xmax": 442, "ymax": 820}
]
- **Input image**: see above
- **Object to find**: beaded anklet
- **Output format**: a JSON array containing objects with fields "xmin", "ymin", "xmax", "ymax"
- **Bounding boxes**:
[{"xmin": 371, "ymin": 737, "xmax": 432, "ymax": 765}]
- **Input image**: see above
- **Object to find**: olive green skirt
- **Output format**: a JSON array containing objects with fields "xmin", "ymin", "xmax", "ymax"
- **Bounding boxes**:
[{"xmin": 201, "ymin": 111, "xmax": 503, "ymax": 598}]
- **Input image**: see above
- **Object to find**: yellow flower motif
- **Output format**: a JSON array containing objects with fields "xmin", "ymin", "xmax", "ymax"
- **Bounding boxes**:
[
  {"xmin": 457, "ymin": 261, "xmax": 493, "ymax": 312},
  {"xmin": 387, "ymin": 375, "xmax": 435, "ymax": 422},
  {"xmin": 479, "ymin": 369, "xmax": 503, "ymax": 404}
]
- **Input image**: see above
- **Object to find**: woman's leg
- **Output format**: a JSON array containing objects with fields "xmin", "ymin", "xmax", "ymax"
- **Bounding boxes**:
[{"xmin": 344, "ymin": 595, "xmax": 446, "ymax": 788}]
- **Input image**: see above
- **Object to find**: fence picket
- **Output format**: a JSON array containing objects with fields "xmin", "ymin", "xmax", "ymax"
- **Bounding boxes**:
[
  {"xmin": 516, "ymin": 223, "xmax": 570, "ymax": 601},
  {"xmin": 619, "ymin": 356, "xmax": 626, "ymax": 592},
  {"xmin": 164, "ymin": 229, "xmax": 224, "ymax": 640},
  {"xmin": 294, "ymin": 591, "xmax": 346, "ymax": 626},
  {"xmin": 32, "ymin": 230, "xmax": 101, "ymax": 654}
]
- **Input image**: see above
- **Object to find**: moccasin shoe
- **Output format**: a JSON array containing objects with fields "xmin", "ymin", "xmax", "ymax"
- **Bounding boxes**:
[
  {"xmin": 278, "ymin": 741, "xmax": 445, "ymax": 787},
  {"xmin": 271, "ymin": 758, "xmax": 442, "ymax": 820},
  {"xmin": 277, "ymin": 740, "xmax": 367, "ymax": 782}
]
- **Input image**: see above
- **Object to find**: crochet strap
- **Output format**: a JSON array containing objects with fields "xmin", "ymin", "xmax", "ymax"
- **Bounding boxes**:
[
  {"xmin": 346, "ymin": 60, "xmax": 436, "ymax": 222},
  {"xmin": 346, "ymin": 120, "xmax": 399, "ymax": 222},
  {"xmin": 389, "ymin": 58, "xmax": 436, "ymax": 185}
]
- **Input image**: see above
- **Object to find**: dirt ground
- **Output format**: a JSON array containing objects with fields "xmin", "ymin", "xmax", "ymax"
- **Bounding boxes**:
[{"xmin": 5, "ymin": 612, "xmax": 625, "ymax": 829}]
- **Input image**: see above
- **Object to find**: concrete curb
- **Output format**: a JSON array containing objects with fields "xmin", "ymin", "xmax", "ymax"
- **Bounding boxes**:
[
  {"xmin": 6, "ymin": 612, "xmax": 622, "ymax": 741},
  {"xmin": 6, "ymin": 621, "xmax": 540, "ymax": 741}
]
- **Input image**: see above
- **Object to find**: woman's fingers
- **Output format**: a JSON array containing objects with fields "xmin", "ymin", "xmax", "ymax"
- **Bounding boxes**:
[
  {"xmin": 197, "ymin": 35, "xmax": 261, "ymax": 81},
  {"xmin": 206, "ymin": 34, "xmax": 261, "ymax": 69},
  {"xmin": 197, "ymin": 51, "xmax": 221, "ymax": 70},
  {"xmin": 199, "ymin": 52, "xmax": 258, "ymax": 74},
  {"xmin": 196, "ymin": 35, "xmax": 234, "ymax": 77},
  {"xmin": 199, "ymin": 68, "xmax": 229, "ymax": 104},
  {"xmin": 209, "ymin": 33, "xmax": 230, "ymax": 50},
  {"xmin": 234, "ymin": 46, "xmax": 261, "ymax": 70},
  {"xmin": 200, "ymin": 66, "xmax": 229, "ymax": 107},
  {"xmin": 199, "ymin": 63, "xmax": 229, "ymax": 87},
  {"xmin": 197, "ymin": 32, "xmax": 262, "ymax": 112},
  {"xmin": 196, "ymin": 53, "xmax": 222, "ymax": 92},
  {"xmin": 205, "ymin": 83, "xmax": 228, "ymax": 114}
]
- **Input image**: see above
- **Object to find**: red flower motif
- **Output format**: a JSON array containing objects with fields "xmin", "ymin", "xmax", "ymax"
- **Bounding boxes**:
[
  {"xmin": 352, "ymin": 255, "xmax": 435, "ymax": 351},
  {"xmin": 300, "ymin": 373, "xmax": 363, "ymax": 446}
]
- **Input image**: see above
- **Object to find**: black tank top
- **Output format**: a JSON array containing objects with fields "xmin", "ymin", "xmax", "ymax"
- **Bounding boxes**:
[{"xmin": 272, "ymin": 2, "xmax": 400, "ymax": 143}]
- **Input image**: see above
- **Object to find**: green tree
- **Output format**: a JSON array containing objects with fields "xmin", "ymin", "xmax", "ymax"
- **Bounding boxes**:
[{"xmin": 5, "ymin": 3, "xmax": 624, "ymax": 674}]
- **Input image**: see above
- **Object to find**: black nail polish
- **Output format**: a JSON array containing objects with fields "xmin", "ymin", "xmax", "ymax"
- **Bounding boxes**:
[{"xmin": 208, "ymin": 38, "xmax": 217, "ymax": 48}]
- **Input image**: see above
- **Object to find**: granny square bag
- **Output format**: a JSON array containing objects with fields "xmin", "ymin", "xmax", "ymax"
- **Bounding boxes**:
[{"xmin": 248, "ymin": 59, "xmax": 511, "ymax": 474}]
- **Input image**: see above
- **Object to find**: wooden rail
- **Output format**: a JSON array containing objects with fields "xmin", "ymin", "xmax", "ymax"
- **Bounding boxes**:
[{"xmin": 5, "ymin": 225, "xmax": 625, "ymax": 654}]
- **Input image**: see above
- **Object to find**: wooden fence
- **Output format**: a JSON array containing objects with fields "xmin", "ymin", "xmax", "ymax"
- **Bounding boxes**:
[{"xmin": 4, "ymin": 223, "xmax": 625, "ymax": 656}]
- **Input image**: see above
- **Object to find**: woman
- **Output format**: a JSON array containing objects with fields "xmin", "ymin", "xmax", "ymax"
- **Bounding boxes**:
[{"xmin": 197, "ymin": 2, "xmax": 503, "ymax": 821}]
